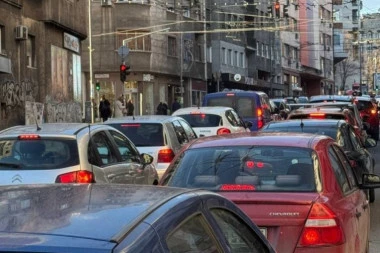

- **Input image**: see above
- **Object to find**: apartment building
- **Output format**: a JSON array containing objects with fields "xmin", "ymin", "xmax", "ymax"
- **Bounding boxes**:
[{"xmin": 0, "ymin": 0, "xmax": 87, "ymax": 130}]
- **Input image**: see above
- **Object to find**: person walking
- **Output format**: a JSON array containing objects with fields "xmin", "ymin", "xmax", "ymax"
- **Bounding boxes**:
[
  {"xmin": 99, "ymin": 95, "xmax": 111, "ymax": 122},
  {"xmin": 114, "ymin": 95, "xmax": 125, "ymax": 118},
  {"xmin": 171, "ymin": 98, "xmax": 181, "ymax": 113},
  {"xmin": 126, "ymin": 99, "xmax": 134, "ymax": 116}
]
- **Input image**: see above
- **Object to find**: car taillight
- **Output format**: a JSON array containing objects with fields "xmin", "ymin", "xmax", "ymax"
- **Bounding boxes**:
[
  {"xmin": 217, "ymin": 128, "xmax": 231, "ymax": 135},
  {"xmin": 371, "ymin": 109, "xmax": 377, "ymax": 115},
  {"xmin": 257, "ymin": 108, "xmax": 264, "ymax": 129},
  {"xmin": 157, "ymin": 148, "xmax": 175, "ymax": 163},
  {"xmin": 220, "ymin": 184, "xmax": 255, "ymax": 191},
  {"xmin": 56, "ymin": 171, "xmax": 94, "ymax": 183},
  {"xmin": 299, "ymin": 203, "xmax": 344, "ymax": 247},
  {"xmin": 309, "ymin": 113, "xmax": 326, "ymax": 119},
  {"xmin": 18, "ymin": 134, "xmax": 40, "ymax": 140}
]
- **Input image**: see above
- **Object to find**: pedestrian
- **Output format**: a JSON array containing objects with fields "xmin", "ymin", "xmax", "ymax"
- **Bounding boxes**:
[
  {"xmin": 99, "ymin": 95, "xmax": 111, "ymax": 122},
  {"xmin": 156, "ymin": 102, "xmax": 164, "ymax": 115},
  {"xmin": 162, "ymin": 101, "xmax": 168, "ymax": 115},
  {"xmin": 114, "ymin": 95, "xmax": 126, "ymax": 118},
  {"xmin": 126, "ymin": 99, "xmax": 134, "ymax": 116},
  {"xmin": 171, "ymin": 98, "xmax": 181, "ymax": 113}
]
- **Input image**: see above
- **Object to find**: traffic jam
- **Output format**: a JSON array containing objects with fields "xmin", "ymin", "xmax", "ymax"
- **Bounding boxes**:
[{"xmin": 1, "ymin": 90, "xmax": 380, "ymax": 252}]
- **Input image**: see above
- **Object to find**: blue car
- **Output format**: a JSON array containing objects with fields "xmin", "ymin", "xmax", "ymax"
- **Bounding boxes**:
[
  {"xmin": 203, "ymin": 90, "xmax": 273, "ymax": 131},
  {"xmin": 0, "ymin": 184, "xmax": 275, "ymax": 253}
]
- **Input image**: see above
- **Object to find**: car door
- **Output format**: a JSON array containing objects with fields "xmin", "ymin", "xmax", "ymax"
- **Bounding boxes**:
[
  {"xmin": 106, "ymin": 130, "xmax": 147, "ymax": 184},
  {"xmin": 330, "ymin": 144, "xmax": 370, "ymax": 252}
]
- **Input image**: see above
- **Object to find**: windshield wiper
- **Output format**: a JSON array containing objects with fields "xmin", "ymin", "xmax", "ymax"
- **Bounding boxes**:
[{"xmin": 0, "ymin": 162, "xmax": 22, "ymax": 168}]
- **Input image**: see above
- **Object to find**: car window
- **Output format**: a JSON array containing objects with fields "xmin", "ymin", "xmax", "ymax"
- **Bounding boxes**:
[
  {"xmin": 178, "ymin": 119, "xmax": 197, "ymax": 140},
  {"xmin": 236, "ymin": 97, "xmax": 256, "ymax": 118},
  {"xmin": 108, "ymin": 130, "xmax": 140, "ymax": 163},
  {"xmin": 347, "ymin": 126, "xmax": 362, "ymax": 151},
  {"xmin": 178, "ymin": 113, "xmax": 221, "ymax": 127},
  {"xmin": 90, "ymin": 131, "xmax": 118, "ymax": 165},
  {"xmin": 227, "ymin": 110, "xmax": 244, "ymax": 127},
  {"xmin": 332, "ymin": 145, "xmax": 357, "ymax": 189},
  {"xmin": 166, "ymin": 213, "xmax": 221, "ymax": 253},
  {"xmin": 107, "ymin": 123, "xmax": 164, "ymax": 147},
  {"xmin": 172, "ymin": 120, "xmax": 189, "ymax": 145},
  {"xmin": 0, "ymin": 139, "xmax": 79, "ymax": 169},
  {"xmin": 164, "ymin": 146, "xmax": 317, "ymax": 192},
  {"xmin": 328, "ymin": 146, "xmax": 352, "ymax": 194},
  {"xmin": 211, "ymin": 208, "xmax": 270, "ymax": 253}
]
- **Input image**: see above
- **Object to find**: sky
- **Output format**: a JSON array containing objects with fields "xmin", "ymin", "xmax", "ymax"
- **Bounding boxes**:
[{"xmin": 361, "ymin": 0, "xmax": 380, "ymax": 14}]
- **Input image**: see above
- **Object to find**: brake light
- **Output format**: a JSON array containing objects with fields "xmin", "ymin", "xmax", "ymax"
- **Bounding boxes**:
[
  {"xmin": 257, "ymin": 108, "xmax": 264, "ymax": 129},
  {"xmin": 309, "ymin": 113, "xmax": 326, "ymax": 118},
  {"xmin": 299, "ymin": 203, "xmax": 344, "ymax": 246},
  {"xmin": 217, "ymin": 128, "xmax": 231, "ymax": 135},
  {"xmin": 257, "ymin": 108, "xmax": 263, "ymax": 117},
  {"xmin": 226, "ymin": 93, "xmax": 235, "ymax": 96},
  {"xmin": 371, "ymin": 109, "xmax": 377, "ymax": 115},
  {"xmin": 121, "ymin": 124, "xmax": 140, "ymax": 127},
  {"xmin": 220, "ymin": 184, "xmax": 255, "ymax": 191},
  {"xmin": 157, "ymin": 148, "xmax": 175, "ymax": 163},
  {"xmin": 18, "ymin": 134, "xmax": 40, "ymax": 140},
  {"xmin": 56, "ymin": 171, "xmax": 94, "ymax": 183}
]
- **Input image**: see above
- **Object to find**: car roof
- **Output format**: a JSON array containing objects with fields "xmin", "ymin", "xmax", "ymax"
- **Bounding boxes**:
[
  {"xmin": 206, "ymin": 89, "xmax": 266, "ymax": 96},
  {"xmin": 264, "ymin": 119, "xmax": 346, "ymax": 128},
  {"xmin": 173, "ymin": 106, "xmax": 234, "ymax": 114},
  {"xmin": 309, "ymin": 95, "xmax": 353, "ymax": 102},
  {"xmin": 289, "ymin": 107, "xmax": 344, "ymax": 114},
  {"xmin": 104, "ymin": 115, "xmax": 184, "ymax": 124},
  {"xmin": 0, "ymin": 184, "xmax": 206, "ymax": 242},
  {"xmin": 185, "ymin": 131, "xmax": 332, "ymax": 150},
  {"xmin": 0, "ymin": 123, "xmax": 100, "ymax": 136}
]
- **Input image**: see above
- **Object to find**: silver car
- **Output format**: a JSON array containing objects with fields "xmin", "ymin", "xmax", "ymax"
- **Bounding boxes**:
[
  {"xmin": 104, "ymin": 115, "xmax": 198, "ymax": 179},
  {"xmin": 0, "ymin": 123, "xmax": 158, "ymax": 185}
]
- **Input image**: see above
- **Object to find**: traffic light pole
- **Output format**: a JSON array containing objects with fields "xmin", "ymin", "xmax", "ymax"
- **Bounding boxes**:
[{"xmin": 88, "ymin": 0, "xmax": 95, "ymax": 123}]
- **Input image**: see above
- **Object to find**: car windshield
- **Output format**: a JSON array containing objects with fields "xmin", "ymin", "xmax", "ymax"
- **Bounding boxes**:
[
  {"xmin": 108, "ymin": 123, "xmax": 164, "ymax": 146},
  {"xmin": 164, "ymin": 146, "xmax": 318, "ymax": 192},
  {"xmin": 0, "ymin": 139, "xmax": 79, "ymax": 170},
  {"xmin": 177, "ymin": 114, "xmax": 221, "ymax": 127}
]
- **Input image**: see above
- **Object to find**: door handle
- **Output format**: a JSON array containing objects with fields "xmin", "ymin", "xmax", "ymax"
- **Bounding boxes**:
[{"xmin": 355, "ymin": 211, "xmax": 362, "ymax": 218}]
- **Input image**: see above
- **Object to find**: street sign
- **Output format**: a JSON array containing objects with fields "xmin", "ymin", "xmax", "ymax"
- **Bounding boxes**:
[{"xmin": 118, "ymin": 46, "xmax": 129, "ymax": 58}]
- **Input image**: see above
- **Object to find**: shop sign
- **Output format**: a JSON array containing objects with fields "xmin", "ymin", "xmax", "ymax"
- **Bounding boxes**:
[{"xmin": 63, "ymin": 33, "xmax": 80, "ymax": 53}]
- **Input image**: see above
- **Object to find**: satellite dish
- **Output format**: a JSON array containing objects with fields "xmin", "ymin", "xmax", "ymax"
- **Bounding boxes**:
[{"xmin": 234, "ymin": 74, "xmax": 241, "ymax": 82}]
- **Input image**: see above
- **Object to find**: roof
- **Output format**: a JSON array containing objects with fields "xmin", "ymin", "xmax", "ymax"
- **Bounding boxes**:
[
  {"xmin": 309, "ymin": 95, "xmax": 353, "ymax": 103},
  {"xmin": 172, "ymin": 106, "xmax": 234, "ymax": 115},
  {"xmin": 0, "ymin": 184, "xmax": 197, "ymax": 242},
  {"xmin": 185, "ymin": 131, "xmax": 332, "ymax": 150},
  {"xmin": 264, "ymin": 119, "xmax": 345, "ymax": 128},
  {"xmin": 104, "ymin": 115, "xmax": 184, "ymax": 124},
  {"xmin": 0, "ymin": 123, "xmax": 94, "ymax": 136}
]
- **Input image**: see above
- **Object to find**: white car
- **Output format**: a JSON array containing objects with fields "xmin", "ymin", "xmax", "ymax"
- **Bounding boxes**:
[
  {"xmin": 172, "ymin": 106, "xmax": 251, "ymax": 137},
  {"xmin": 104, "ymin": 115, "xmax": 198, "ymax": 179}
]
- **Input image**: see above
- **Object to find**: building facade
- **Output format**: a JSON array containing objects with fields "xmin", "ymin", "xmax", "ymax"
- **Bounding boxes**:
[{"xmin": 0, "ymin": 0, "xmax": 87, "ymax": 131}]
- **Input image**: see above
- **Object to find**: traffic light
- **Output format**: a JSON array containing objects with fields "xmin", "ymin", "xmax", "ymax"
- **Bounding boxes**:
[
  {"xmin": 95, "ymin": 81, "xmax": 100, "ymax": 91},
  {"xmin": 283, "ymin": 4, "xmax": 289, "ymax": 17},
  {"xmin": 274, "ymin": 1, "xmax": 280, "ymax": 18},
  {"xmin": 120, "ymin": 64, "xmax": 131, "ymax": 82}
]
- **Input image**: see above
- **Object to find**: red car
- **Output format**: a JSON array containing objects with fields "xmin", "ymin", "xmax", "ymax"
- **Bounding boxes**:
[{"xmin": 160, "ymin": 132, "xmax": 380, "ymax": 252}]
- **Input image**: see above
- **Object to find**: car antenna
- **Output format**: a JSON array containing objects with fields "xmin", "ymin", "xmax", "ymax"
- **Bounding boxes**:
[{"xmin": 300, "ymin": 118, "xmax": 304, "ymax": 132}]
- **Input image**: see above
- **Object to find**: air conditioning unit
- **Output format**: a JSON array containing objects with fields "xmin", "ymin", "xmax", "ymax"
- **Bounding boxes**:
[
  {"xmin": 175, "ymin": 87, "xmax": 184, "ymax": 93},
  {"xmin": 15, "ymin": 25, "xmax": 28, "ymax": 40},
  {"xmin": 101, "ymin": 0, "xmax": 112, "ymax": 6}
]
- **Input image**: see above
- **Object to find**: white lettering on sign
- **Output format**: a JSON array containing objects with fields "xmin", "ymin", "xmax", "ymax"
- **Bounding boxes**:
[
  {"xmin": 95, "ymin": 74, "xmax": 110, "ymax": 79},
  {"xmin": 245, "ymin": 77, "xmax": 254, "ymax": 85}
]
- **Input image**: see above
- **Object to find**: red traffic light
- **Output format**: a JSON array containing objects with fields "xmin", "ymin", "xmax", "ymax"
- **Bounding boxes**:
[
  {"xmin": 274, "ymin": 1, "xmax": 280, "ymax": 9},
  {"xmin": 120, "ymin": 64, "xmax": 127, "ymax": 71}
]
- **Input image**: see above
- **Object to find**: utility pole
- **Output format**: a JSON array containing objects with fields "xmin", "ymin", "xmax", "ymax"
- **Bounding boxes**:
[{"xmin": 88, "ymin": 0, "xmax": 94, "ymax": 123}]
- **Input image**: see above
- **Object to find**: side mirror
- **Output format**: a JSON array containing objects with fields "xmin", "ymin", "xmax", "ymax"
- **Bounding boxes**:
[
  {"xmin": 245, "ymin": 121, "xmax": 253, "ymax": 128},
  {"xmin": 141, "ymin": 153, "xmax": 154, "ymax": 165},
  {"xmin": 361, "ymin": 174, "xmax": 380, "ymax": 189},
  {"xmin": 364, "ymin": 137, "xmax": 377, "ymax": 148}
]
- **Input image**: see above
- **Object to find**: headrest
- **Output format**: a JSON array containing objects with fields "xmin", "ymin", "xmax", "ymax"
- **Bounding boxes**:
[
  {"xmin": 193, "ymin": 176, "xmax": 220, "ymax": 187},
  {"xmin": 276, "ymin": 175, "xmax": 301, "ymax": 187},
  {"xmin": 19, "ymin": 141, "xmax": 45, "ymax": 155}
]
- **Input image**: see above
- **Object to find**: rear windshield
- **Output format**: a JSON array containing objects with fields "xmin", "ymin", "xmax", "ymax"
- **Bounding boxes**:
[
  {"xmin": 177, "ymin": 114, "xmax": 221, "ymax": 127},
  {"xmin": 0, "ymin": 139, "xmax": 79, "ymax": 170},
  {"xmin": 262, "ymin": 125, "xmax": 337, "ymax": 139},
  {"xmin": 163, "ymin": 146, "xmax": 318, "ymax": 192},
  {"xmin": 288, "ymin": 114, "xmax": 345, "ymax": 120},
  {"xmin": 108, "ymin": 123, "xmax": 164, "ymax": 146},
  {"xmin": 206, "ymin": 96, "xmax": 257, "ymax": 118}
]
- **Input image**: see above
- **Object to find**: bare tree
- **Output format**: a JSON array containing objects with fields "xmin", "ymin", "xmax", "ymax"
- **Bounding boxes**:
[{"xmin": 335, "ymin": 57, "xmax": 359, "ymax": 91}]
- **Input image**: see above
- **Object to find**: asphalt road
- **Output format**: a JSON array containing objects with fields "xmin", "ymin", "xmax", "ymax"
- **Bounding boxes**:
[{"xmin": 368, "ymin": 141, "xmax": 380, "ymax": 253}]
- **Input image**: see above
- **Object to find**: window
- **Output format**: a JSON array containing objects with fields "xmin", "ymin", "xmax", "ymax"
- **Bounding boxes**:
[
  {"xmin": 328, "ymin": 146, "xmax": 351, "ymax": 194},
  {"xmin": 168, "ymin": 36, "xmax": 177, "ymax": 56},
  {"xmin": 118, "ymin": 30, "xmax": 151, "ymax": 51},
  {"xmin": 234, "ymin": 51, "xmax": 238, "ymax": 66},
  {"xmin": 109, "ymin": 130, "xmax": 140, "ymax": 163},
  {"xmin": 333, "ymin": 34, "xmax": 340, "ymax": 45},
  {"xmin": 90, "ymin": 132, "xmax": 117, "ymax": 166},
  {"xmin": 211, "ymin": 209, "xmax": 270, "ymax": 253},
  {"xmin": 172, "ymin": 120, "xmax": 189, "ymax": 145},
  {"xmin": 178, "ymin": 119, "xmax": 197, "ymax": 140},
  {"xmin": 228, "ymin": 49, "xmax": 232, "ymax": 65},
  {"xmin": 0, "ymin": 25, "xmax": 4, "ymax": 54},
  {"xmin": 27, "ymin": 35, "xmax": 36, "ymax": 67},
  {"xmin": 240, "ymin": 52, "xmax": 244, "ymax": 67},
  {"xmin": 166, "ymin": 214, "xmax": 221, "ymax": 252},
  {"xmin": 222, "ymin": 47, "xmax": 226, "ymax": 64}
]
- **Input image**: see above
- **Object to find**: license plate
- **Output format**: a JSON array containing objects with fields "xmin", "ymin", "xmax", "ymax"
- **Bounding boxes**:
[{"xmin": 259, "ymin": 227, "xmax": 267, "ymax": 238}]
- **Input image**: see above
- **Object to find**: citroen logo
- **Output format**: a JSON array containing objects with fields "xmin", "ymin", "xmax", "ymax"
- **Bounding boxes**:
[{"xmin": 12, "ymin": 174, "xmax": 22, "ymax": 183}]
